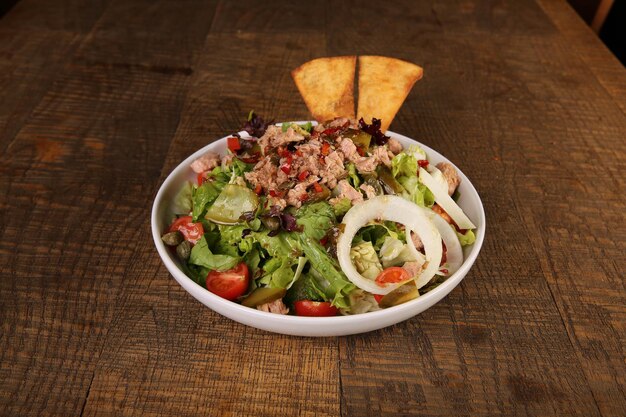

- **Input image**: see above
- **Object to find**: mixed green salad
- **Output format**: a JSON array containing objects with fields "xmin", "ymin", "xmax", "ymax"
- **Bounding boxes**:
[{"xmin": 161, "ymin": 113, "xmax": 476, "ymax": 316}]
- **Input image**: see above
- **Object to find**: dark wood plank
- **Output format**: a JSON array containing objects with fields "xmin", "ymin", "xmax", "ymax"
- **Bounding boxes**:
[
  {"xmin": 325, "ymin": 1, "xmax": 626, "ymax": 416},
  {"xmin": 1, "ymin": 0, "xmax": 109, "ymax": 33},
  {"xmin": 210, "ymin": 0, "xmax": 327, "ymax": 33},
  {"xmin": 76, "ymin": 31, "xmax": 341, "ymax": 417},
  {"xmin": 0, "ymin": 61, "xmax": 192, "ymax": 417},
  {"xmin": 537, "ymin": 0, "xmax": 626, "ymax": 115},
  {"xmin": 0, "ymin": 1, "xmax": 219, "ymax": 415},
  {"xmin": 1, "ymin": 0, "xmax": 625, "ymax": 416}
]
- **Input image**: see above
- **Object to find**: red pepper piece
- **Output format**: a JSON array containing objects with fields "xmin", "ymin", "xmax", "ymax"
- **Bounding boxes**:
[
  {"xmin": 227, "ymin": 137, "xmax": 241, "ymax": 152},
  {"xmin": 298, "ymin": 170, "xmax": 310, "ymax": 181}
]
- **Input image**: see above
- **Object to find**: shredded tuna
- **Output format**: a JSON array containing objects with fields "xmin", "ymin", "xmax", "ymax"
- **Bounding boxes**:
[
  {"xmin": 338, "ymin": 138, "xmax": 360, "ymax": 163},
  {"xmin": 245, "ymin": 156, "xmax": 278, "ymax": 191},
  {"xmin": 331, "ymin": 180, "xmax": 363, "ymax": 205},
  {"xmin": 410, "ymin": 232, "xmax": 424, "ymax": 251},
  {"xmin": 359, "ymin": 183, "xmax": 378, "ymax": 199},
  {"xmin": 286, "ymin": 175, "xmax": 319, "ymax": 208},
  {"xmin": 402, "ymin": 261, "xmax": 423, "ymax": 278},
  {"xmin": 259, "ymin": 125, "xmax": 305, "ymax": 150},
  {"xmin": 268, "ymin": 196, "xmax": 287, "ymax": 211},
  {"xmin": 436, "ymin": 162, "xmax": 461, "ymax": 196},
  {"xmin": 190, "ymin": 152, "xmax": 220, "ymax": 173},
  {"xmin": 320, "ymin": 151, "xmax": 346, "ymax": 189},
  {"xmin": 354, "ymin": 155, "xmax": 379, "ymax": 173},
  {"xmin": 257, "ymin": 298, "xmax": 289, "ymax": 314},
  {"xmin": 387, "ymin": 138, "xmax": 403, "ymax": 154},
  {"xmin": 372, "ymin": 146, "xmax": 393, "ymax": 167}
]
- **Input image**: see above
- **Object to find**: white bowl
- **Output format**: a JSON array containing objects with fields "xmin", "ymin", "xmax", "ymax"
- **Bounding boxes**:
[{"xmin": 151, "ymin": 124, "xmax": 485, "ymax": 336}]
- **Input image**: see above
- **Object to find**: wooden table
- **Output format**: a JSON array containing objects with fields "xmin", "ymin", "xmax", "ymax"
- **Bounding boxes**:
[{"xmin": 1, "ymin": 0, "xmax": 625, "ymax": 416}]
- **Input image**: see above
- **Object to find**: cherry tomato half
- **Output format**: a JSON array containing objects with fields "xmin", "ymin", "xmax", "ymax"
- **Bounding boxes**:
[
  {"xmin": 375, "ymin": 267, "xmax": 410, "ymax": 287},
  {"xmin": 168, "ymin": 216, "xmax": 204, "ymax": 244},
  {"xmin": 293, "ymin": 301, "xmax": 339, "ymax": 317},
  {"xmin": 206, "ymin": 263, "xmax": 249, "ymax": 301}
]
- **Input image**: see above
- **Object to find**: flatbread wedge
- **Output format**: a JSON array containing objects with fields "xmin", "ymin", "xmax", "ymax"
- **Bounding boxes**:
[
  {"xmin": 357, "ymin": 56, "xmax": 423, "ymax": 132},
  {"xmin": 291, "ymin": 56, "xmax": 356, "ymax": 121}
]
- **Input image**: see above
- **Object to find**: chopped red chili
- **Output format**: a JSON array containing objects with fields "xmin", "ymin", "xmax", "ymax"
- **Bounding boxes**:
[
  {"xmin": 298, "ymin": 170, "xmax": 310, "ymax": 181},
  {"xmin": 227, "ymin": 137, "xmax": 241, "ymax": 152}
]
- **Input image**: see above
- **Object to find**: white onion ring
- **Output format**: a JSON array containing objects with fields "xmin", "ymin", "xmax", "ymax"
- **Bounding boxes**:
[
  {"xmin": 411, "ymin": 209, "xmax": 463, "ymax": 283},
  {"xmin": 337, "ymin": 196, "xmax": 442, "ymax": 295},
  {"xmin": 419, "ymin": 168, "xmax": 476, "ymax": 230}
]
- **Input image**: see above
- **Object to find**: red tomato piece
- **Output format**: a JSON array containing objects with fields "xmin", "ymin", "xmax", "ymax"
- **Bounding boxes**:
[
  {"xmin": 294, "ymin": 301, "xmax": 339, "ymax": 317},
  {"xmin": 168, "ymin": 216, "xmax": 204, "ymax": 244},
  {"xmin": 227, "ymin": 137, "xmax": 241, "ymax": 152},
  {"xmin": 206, "ymin": 263, "xmax": 249, "ymax": 301},
  {"xmin": 298, "ymin": 170, "xmax": 310, "ymax": 181},
  {"xmin": 373, "ymin": 294, "xmax": 384, "ymax": 303},
  {"xmin": 375, "ymin": 267, "xmax": 410, "ymax": 287},
  {"xmin": 418, "ymin": 159, "xmax": 429, "ymax": 168},
  {"xmin": 197, "ymin": 172, "xmax": 205, "ymax": 186},
  {"xmin": 321, "ymin": 142, "xmax": 331, "ymax": 156}
]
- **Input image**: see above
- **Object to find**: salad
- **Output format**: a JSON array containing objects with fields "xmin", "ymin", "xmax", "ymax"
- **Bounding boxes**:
[{"xmin": 161, "ymin": 112, "xmax": 476, "ymax": 317}]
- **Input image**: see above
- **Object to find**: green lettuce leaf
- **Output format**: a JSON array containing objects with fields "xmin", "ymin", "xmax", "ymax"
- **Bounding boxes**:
[
  {"xmin": 299, "ymin": 235, "xmax": 355, "ymax": 308},
  {"xmin": 350, "ymin": 241, "xmax": 383, "ymax": 280},
  {"xmin": 192, "ymin": 181, "xmax": 225, "ymax": 221},
  {"xmin": 391, "ymin": 152, "xmax": 418, "ymax": 178},
  {"xmin": 189, "ymin": 235, "xmax": 240, "ymax": 272},
  {"xmin": 456, "ymin": 229, "xmax": 476, "ymax": 246},
  {"xmin": 284, "ymin": 272, "xmax": 328, "ymax": 305},
  {"xmin": 296, "ymin": 201, "xmax": 336, "ymax": 240},
  {"xmin": 332, "ymin": 198, "xmax": 352, "ymax": 217},
  {"xmin": 253, "ymin": 230, "xmax": 303, "ymax": 259},
  {"xmin": 346, "ymin": 163, "xmax": 361, "ymax": 188},
  {"xmin": 173, "ymin": 182, "xmax": 193, "ymax": 215}
]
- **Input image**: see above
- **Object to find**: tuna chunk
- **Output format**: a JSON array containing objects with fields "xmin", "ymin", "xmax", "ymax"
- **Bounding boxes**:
[
  {"xmin": 190, "ymin": 152, "xmax": 220, "ymax": 173},
  {"xmin": 359, "ymin": 183, "xmax": 377, "ymax": 199},
  {"xmin": 387, "ymin": 138, "xmax": 403, "ymax": 154},
  {"xmin": 286, "ymin": 176, "xmax": 319, "ymax": 208},
  {"xmin": 244, "ymin": 156, "xmax": 278, "ymax": 191},
  {"xmin": 410, "ymin": 231, "xmax": 424, "ymax": 251},
  {"xmin": 338, "ymin": 138, "xmax": 361, "ymax": 163},
  {"xmin": 355, "ymin": 155, "xmax": 379, "ymax": 173},
  {"xmin": 319, "ymin": 151, "xmax": 346, "ymax": 189},
  {"xmin": 402, "ymin": 261, "xmax": 424, "ymax": 278},
  {"xmin": 259, "ymin": 125, "xmax": 305, "ymax": 151},
  {"xmin": 436, "ymin": 162, "xmax": 461, "ymax": 196},
  {"xmin": 331, "ymin": 179, "xmax": 363, "ymax": 204},
  {"xmin": 268, "ymin": 196, "xmax": 287, "ymax": 211},
  {"xmin": 257, "ymin": 298, "xmax": 289, "ymax": 314},
  {"xmin": 372, "ymin": 146, "xmax": 393, "ymax": 167}
]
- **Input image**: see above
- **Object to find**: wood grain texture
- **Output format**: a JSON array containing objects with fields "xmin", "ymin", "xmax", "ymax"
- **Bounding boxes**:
[{"xmin": 1, "ymin": 0, "xmax": 625, "ymax": 416}]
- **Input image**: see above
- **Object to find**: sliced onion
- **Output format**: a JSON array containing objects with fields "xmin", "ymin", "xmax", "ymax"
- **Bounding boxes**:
[
  {"xmin": 419, "ymin": 168, "xmax": 476, "ymax": 230},
  {"xmin": 337, "ymin": 196, "xmax": 442, "ymax": 295},
  {"xmin": 412, "ymin": 209, "xmax": 463, "ymax": 280}
]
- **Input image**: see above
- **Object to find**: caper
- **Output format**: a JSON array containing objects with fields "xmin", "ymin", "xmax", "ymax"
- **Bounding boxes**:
[
  {"xmin": 176, "ymin": 241, "xmax": 192, "ymax": 261},
  {"xmin": 162, "ymin": 231, "xmax": 183, "ymax": 246}
]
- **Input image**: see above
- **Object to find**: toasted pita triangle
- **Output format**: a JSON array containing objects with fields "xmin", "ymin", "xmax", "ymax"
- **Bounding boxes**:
[
  {"xmin": 291, "ymin": 56, "xmax": 356, "ymax": 122},
  {"xmin": 357, "ymin": 56, "xmax": 423, "ymax": 132}
]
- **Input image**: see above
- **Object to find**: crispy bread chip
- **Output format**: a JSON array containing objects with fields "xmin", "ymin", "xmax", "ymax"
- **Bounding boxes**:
[
  {"xmin": 357, "ymin": 56, "xmax": 423, "ymax": 132},
  {"xmin": 291, "ymin": 56, "xmax": 356, "ymax": 121}
]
